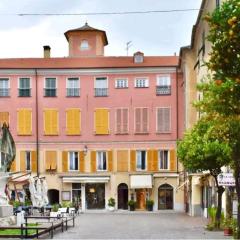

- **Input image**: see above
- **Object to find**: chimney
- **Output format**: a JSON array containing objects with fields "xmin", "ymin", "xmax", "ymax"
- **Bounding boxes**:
[{"xmin": 43, "ymin": 45, "xmax": 51, "ymax": 58}]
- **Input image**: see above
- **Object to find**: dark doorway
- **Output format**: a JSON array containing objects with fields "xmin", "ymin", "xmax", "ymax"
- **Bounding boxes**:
[
  {"xmin": 48, "ymin": 189, "xmax": 59, "ymax": 204},
  {"xmin": 158, "ymin": 184, "xmax": 173, "ymax": 210},
  {"xmin": 86, "ymin": 183, "xmax": 105, "ymax": 209},
  {"xmin": 117, "ymin": 183, "xmax": 128, "ymax": 209}
]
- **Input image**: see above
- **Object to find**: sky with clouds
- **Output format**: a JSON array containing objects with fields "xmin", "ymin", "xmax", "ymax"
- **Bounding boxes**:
[{"xmin": 0, "ymin": 0, "xmax": 202, "ymax": 58}]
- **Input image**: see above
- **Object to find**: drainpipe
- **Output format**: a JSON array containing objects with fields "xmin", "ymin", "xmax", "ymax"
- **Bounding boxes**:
[
  {"xmin": 176, "ymin": 67, "xmax": 179, "ymax": 173},
  {"xmin": 35, "ymin": 69, "xmax": 39, "ymax": 177}
]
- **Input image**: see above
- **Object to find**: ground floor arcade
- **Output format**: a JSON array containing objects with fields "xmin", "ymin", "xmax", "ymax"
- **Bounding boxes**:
[{"xmin": 46, "ymin": 173, "xmax": 184, "ymax": 212}]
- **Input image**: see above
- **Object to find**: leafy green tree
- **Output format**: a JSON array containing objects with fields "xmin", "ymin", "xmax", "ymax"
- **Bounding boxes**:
[
  {"xmin": 195, "ymin": 0, "xmax": 240, "ymax": 236},
  {"xmin": 178, "ymin": 117, "xmax": 231, "ymax": 228}
]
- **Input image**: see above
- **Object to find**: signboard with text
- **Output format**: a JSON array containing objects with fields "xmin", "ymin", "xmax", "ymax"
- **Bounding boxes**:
[{"xmin": 217, "ymin": 173, "xmax": 235, "ymax": 186}]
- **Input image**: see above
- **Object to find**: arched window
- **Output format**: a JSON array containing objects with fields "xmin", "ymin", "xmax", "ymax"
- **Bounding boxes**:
[{"xmin": 80, "ymin": 40, "xmax": 89, "ymax": 50}]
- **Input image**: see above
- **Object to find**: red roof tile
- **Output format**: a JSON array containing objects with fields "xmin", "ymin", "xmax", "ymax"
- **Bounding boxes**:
[{"xmin": 0, "ymin": 56, "xmax": 179, "ymax": 69}]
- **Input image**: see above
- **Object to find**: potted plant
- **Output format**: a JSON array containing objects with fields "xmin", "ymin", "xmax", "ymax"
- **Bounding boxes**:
[
  {"xmin": 50, "ymin": 204, "xmax": 60, "ymax": 217},
  {"xmin": 128, "ymin": 200, "xmax": 136, "ymax": 211},
  {"xmin": 108, "ymin": 197, "xmax": 116, "ymax": 211},
  {"xmin": 222, "ymin": 218, "xmax": 233, "ymax": 236},
  {"xmin": 146, "ymin": 199, "xmax": 154, "ymax": 211}
]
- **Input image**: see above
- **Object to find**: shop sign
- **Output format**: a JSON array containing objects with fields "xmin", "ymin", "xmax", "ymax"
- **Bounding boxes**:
[{"xmin": 217, "ymin": 173, "xmax": 235, "ymax": 186}]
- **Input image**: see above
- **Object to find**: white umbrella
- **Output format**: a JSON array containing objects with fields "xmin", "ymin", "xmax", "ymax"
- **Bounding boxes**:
[
  {"xmin": 35, "ymin": 178, "xmax": 43, "ymax": 207},
  {"xmin": 28, "ymin": 176, "xmax": 37, "ymax": 207},
  {"xmin": 41, "ymin": 179, "xmax": 49, "ymax": 205}
]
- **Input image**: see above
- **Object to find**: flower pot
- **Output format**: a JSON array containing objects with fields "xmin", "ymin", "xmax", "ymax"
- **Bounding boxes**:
[
  {"xmin": 224, "ymin": 228, "xmax": 233, "ymax": 236},
  {"xmin": 108, "ymin": 206, "xmax": 115, "ymax": 211},
  {"xmin": 147, "ymin": 205, "xmax": 153, "ymax": 211},
  {"xmin": 129, "ymin": 205, "xmax": 135, "ymax": 211}
]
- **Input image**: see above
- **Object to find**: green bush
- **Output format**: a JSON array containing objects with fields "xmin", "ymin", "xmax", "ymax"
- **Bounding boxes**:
[
  {"xmin": 146, "ymin": 200, "xmax": 154, "ymax": 207},
  {"xmin": 108, "ymin": 198, "xmax": 116, "ymax": 207},
  {"xmin": 127, "ymin": 200, "xmax": 136, "ymax": 207},
  {"xmin": 61, "ymin": 201, "xmax": 72, "ymax": 208},
  {"xmin": 52, "ymin": 204, "xmax": 59, "ymax": 212}
]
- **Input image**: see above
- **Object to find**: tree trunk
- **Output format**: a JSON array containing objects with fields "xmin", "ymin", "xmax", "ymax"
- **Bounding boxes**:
[
  {"xmin": 215, "ymin": 186, "xmax": 224, "ymax": 228},
  {"xmin": 213, "ymin": 174, "xmax": 224, "ymax": 229}
]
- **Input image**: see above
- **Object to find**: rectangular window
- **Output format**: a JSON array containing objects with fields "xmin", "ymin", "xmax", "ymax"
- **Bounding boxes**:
[
  {"xmin": 116, "ymin": 108, "xmax": 128, "ymax": 134},
  {"xmin": 17, "ymin": 109, "xmax": 32, "ymax": 135},
  {"xmin": 97, "ymin": 151, "xmax": 107, "ymax": 171},
  {"xmin": 95, "ymin": 77, "xmax": 108, "ymax": 96},
  {"xmin": 69, "ymin": 152, "xmax": 79, "ymax": 171},
  {"xmin": 135, "ymin": 78, "xmax": 149, "ymax": 88},
  {"xmin": 19, "ymin": 78, "xmax": 31, "ymax": 97},
  {"xmin": 67, "ymin": 78, "xmax": 80, "ymax": 97},
  {"xmin": 44, "ymin": 109, "xmax": 58, "ymax": 135},
  {"xmin": 0, "ymin": 78, "xmax": 9, "ymax": 97},
  {"xmin": 135, "ymin": 108, "xmax": 148, "ymax": 134},
  {"xmin": 66, "ymin": 109, "xmax": 81, "ymax": 135},
  {"xmin": 95, "ymin": 108, "xmax": 109, "ymax": 135},
  {"xmin": 115, "ymin": 78, "xmax": 128, "ymax": 88},
  {"xmin": 25, "ymin": 151, "xmax": 31, "ymax": 171},
  {"xmin": 136, "ymin": 150, "xmax": 146, "ymax": 170},
  {"xmin": 159, "ymin": 150, "xmax": 169, "ymax": 170},
  {"xmin": 45, "ymin": 78, "xmax": 57, "ymax": 97},
  {"xmin": 157, "ymin": 108, "xmax": 171, "ymax": 133},
  {"xmin": 216, "ymin": 0, "xmax": 220, "ymax": 7},
  {"xmin": 156, "ymin": 76, "xmax": 171, "ymax": 95},
  {"xmin": 0, "ymin": 112, "xmax": 9, "ymax": 127}
]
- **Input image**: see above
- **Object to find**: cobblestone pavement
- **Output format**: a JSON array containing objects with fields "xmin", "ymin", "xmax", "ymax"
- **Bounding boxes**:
[{"xmin": 52, "ymin": 211, "xmax": 231, "ymax": 239}]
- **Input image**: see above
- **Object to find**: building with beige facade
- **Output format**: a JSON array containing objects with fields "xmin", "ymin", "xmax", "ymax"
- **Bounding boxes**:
[{"xmin": 179, "ymin": 0, "xmax": 228, "ymax": 217}]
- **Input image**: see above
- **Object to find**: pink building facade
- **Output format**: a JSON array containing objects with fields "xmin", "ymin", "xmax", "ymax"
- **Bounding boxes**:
[{"xmin": 0, "ymin": 24, "xmax": 185, "ymax": 211}]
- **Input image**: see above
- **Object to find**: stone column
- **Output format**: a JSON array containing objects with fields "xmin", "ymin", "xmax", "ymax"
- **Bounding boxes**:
[{"xmin": 81, "ymin": 183, "xmax": 86, "ymax": 211}]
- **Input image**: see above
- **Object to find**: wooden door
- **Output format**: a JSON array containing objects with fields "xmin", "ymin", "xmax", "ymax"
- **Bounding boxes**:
[{"xmin": 136, "ymin": 189, "xmax": 146, "ymax": 210}]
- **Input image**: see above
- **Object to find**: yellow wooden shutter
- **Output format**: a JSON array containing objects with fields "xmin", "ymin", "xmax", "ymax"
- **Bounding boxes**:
[
  {"xmin": 0, "ymin": 112, "xmax": 9, "ymax": 126},
  {"xmin": 130, "ymin": 150, "xmax": 136, "ymax": 172},
  {"xmin": 117, "ymin": 150, "xmax": 128, "ymax": 172},
  {"xmin": 62, "ymin": 151, "xmax": 68, "ymax": 172},
  {"xmin": 46, "ymin": 151, "xmax": 57, "ymax": 170},
  {"xmin": 170, "ymin": 149, "xmax": 176, "ymax": 171},
  {"xmin": 10, "ymin": 160, "xmax": 16, "ymax": 172},
  {"xmin": 20, "ymin": 151, "xmax": 26, "ymax": 171},
  {"xmin": 108, "ymin": 150, "xmax": 113, "ymax": 172},
  {"xmin": 66, "ymin": 109, "xmax": 81, "ymax": 135},
  {"xmin": 95, "ymin": 109, "xmax": 109, "ymax": 135},
  {"xmin": 31, "ymin": 151, "xmax": 37, "ymax": 172},
  {"xmin": 91, "ymin": 151, "xmax": 96, "ymax": 172},
  {"xmin": 79, "ymin": 151, "xmax": 85, "ymax": 172},
  {"xmin": 44, "ymin": 109, "xmax": 58, "ymax": 135},
  {"xmin": 17, "ymin": 109, "xmax": 32, "ymax": 135},
  {"xmin": 147, "ymin": 150, "xmax": 153, "ymax": 171},
  {"xmin": 152, "ymin": 150, "xmax": 158, "ymax": 171}
]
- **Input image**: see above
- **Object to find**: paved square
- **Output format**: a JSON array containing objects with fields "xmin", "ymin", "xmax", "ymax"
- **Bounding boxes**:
[{"xmin": 52, "ymin": 211, "xmax": 230, "ymax": 239}]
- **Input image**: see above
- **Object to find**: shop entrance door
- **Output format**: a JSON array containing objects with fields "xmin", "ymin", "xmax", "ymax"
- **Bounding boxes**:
[
  {"xmin": 117, "ymin": 183, "xmax": 128, "ymax": 209},
  {"xmin": 85, "ymin": 183, "xmax": 105, "ymax": 209},
  {"xmin": 158, "ymin": 184, "xmax": 173, "ymax": 210}
]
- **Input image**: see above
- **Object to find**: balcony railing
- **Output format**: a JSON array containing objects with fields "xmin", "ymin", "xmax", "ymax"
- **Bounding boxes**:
[
  {"xmin": 0, "ymin": 88, "xmax": 10, "ymax": 97},
  {"xmin": 156, "ymin": 86, "xmax": 171, "ymax": 95},
  {"xmin": 94, "ymin": 88, "xmax": 108, "ymax": 97},
  {"xmin": 44, "ymin": 88, "xmax": 57, "ymax": 97},
  {"xmin": 66, "ymin": 88, "xmax": 80, "ymax": 97},
  {"xmin": 18, "ymin": 88, "xmax": 31, "ymax": 97}
]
